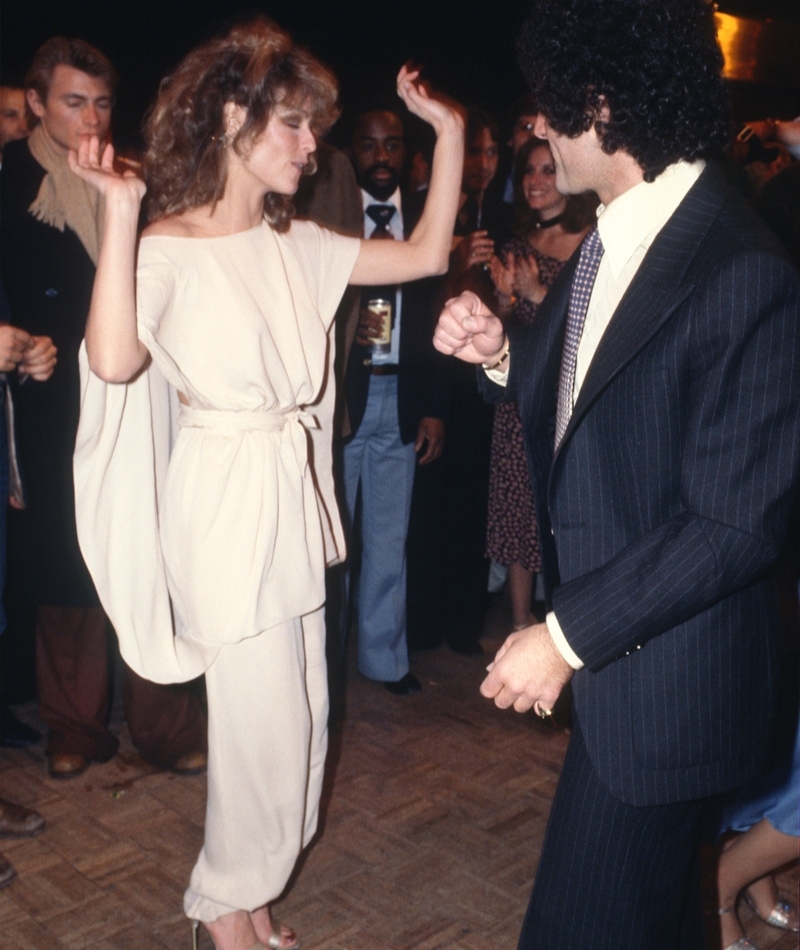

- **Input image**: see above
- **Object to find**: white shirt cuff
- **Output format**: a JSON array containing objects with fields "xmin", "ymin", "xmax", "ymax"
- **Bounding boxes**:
[
  {"xmin": 484, "ymin": 359, "xmax": 510, "ymax": 386},
  {"xmin": 546, "ymin": 610, "xmax": 584, "ymax": 670}
]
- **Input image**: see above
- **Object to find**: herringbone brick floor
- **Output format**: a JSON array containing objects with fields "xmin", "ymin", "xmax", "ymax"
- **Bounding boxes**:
[{"xmin": 0, "ymin": 591, "xmax": 796, "ymax": 949}]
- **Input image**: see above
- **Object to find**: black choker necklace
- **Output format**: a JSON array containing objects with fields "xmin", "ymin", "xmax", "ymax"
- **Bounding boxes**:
[{"xmin": 533, "ymin": 211, "xmax": 566, "ymax": 230}]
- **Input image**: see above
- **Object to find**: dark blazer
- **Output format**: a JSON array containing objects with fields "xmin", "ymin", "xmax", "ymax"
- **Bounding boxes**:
[
  {"xmin": 293, "ymin": 141, "xmax": 364, "ymax": 438},
  {"xmin": 345, "ymin": 190, "xmax": 450, "ymax": 444},
  {"xmin": 484, "ymin": 163, "xmax": 800, "ymax": 806},
  {"xmin": 0, "ymin": 138, "xmax": 100, "ymax": 606}
]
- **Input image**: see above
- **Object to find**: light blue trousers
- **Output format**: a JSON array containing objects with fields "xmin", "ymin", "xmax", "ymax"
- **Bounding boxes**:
[{"xmin": 342, "ymin": 375, "xmax": 417, "ymax": 681}]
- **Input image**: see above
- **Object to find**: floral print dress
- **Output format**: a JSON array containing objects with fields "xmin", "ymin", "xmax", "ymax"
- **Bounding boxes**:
[{"xmin": 485, "ymin": 239, "xmax": 566, "ymax": 571}]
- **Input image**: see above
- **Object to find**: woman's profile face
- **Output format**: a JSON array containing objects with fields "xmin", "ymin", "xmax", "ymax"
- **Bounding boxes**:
[
  {"xmin": 238, "ymin": 100, "xmax": 317, "ymax": 196},
  {"xmin": 522, "ymin": 144, "xmax": 566, "ymax": 216}
]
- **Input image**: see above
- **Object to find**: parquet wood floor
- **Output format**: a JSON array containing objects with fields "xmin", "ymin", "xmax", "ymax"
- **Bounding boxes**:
[{"xmin": 0, "ymin": 592, "xmax": 796, "ymax": 949}]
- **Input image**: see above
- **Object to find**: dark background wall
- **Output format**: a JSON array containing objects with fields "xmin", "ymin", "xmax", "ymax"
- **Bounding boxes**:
[{"xmin": 1, "ymin": 0, "xmax": 534, "ymax": 149}]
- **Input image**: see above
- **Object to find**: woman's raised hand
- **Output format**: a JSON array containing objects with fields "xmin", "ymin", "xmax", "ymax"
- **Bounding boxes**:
[
  {"xmin": 71, "ymin": 135, "xmax": 150, "ymax": 383},
  {"xmin": 514, "ymin": 254, "xmax": 546, "ymax": 305},
  {"xmin": 348, "ymin": 63, "xmax": 463, "ymax": 288},
  {"xmin": 489, "ymin": 252, "xmax": 516, "ymax": 298},
  {"xmin": 68, "ymin": 136, "xmax": 146, "ymax": 207},
  {"xmin": 396, "ymin": 64, "xmax": 463, "ymax": 137}
]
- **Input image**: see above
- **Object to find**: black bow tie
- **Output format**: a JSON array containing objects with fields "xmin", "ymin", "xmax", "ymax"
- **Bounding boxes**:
[{"xmin": 366, "ymin": 203, "xmax": 395, "ymax": 238}]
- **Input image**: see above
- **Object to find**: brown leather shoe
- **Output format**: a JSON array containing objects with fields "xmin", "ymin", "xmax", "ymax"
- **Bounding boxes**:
[
  {"xmin": 48, "ymin": 752, "xmax": 89, "ymax": 780},
  {"xmin": 0, "ymin": 854, "xmax": 15, "ymax": 889},
  {"xmin": 0, "ymin": 798, "xmax": 45, "ymax": 838},
  {"xmin": 170, "ymin": 751, "xmax": 208, "ymax": 776}
]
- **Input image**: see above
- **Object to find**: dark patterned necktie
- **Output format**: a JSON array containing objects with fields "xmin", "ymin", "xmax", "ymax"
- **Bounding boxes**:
[
  {"xmin": 554, "ymin": 226, "xmax": 604, "ymax": 448},
  {"xmin": 366, "ymin": 203, "xmax": 396, "ymax": 239}
]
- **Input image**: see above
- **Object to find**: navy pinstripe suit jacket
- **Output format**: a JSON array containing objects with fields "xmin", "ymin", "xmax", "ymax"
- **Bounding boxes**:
[{"xmin": 486, "ymin": 163, "xmax": 800, "ymax": 806}]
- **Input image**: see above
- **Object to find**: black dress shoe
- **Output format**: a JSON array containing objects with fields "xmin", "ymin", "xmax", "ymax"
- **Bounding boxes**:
[
  {"xmin": 0, "ymin": 707, "xmax": 42, "ymax": 747},
  {"xmin": 0, "ymin": 798, "xmax": 45, "ymax": 837},
  {"xmin": 47, "ymin": 752, "xmax": 89, "ymax": 780},
  {"xmin": 383, "ymin": 673, "xmax": 422, "ymax": 695}
]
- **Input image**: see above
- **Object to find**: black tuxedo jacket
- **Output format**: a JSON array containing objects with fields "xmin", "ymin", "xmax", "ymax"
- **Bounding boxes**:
[
  {"xmin": 484, "ymin": 163, "xmax": 800, "ymax": 806},
  {"xmin": 345, "ymin": 191, "xmax": 449, "ymax": 444}
]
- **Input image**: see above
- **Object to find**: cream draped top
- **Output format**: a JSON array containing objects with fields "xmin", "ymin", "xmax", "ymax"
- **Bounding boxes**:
[{"xmin": 74, "ymin": 219, "xmax": 360, "ymax": 683}]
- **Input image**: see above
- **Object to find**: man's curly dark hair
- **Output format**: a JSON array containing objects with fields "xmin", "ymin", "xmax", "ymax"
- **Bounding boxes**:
[{"xmin": 516, "ymin": 0, "xmax": 732, "ymax": 182}]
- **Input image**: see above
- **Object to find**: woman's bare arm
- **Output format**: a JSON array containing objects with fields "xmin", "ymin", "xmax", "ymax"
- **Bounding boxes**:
[
  {"xmin": 349, "ymin": 65, "xmax": 464, "ymax": 287},
  {"xmin": 68, "ymin": 137, "xmax": 150, "ymax": 382}
]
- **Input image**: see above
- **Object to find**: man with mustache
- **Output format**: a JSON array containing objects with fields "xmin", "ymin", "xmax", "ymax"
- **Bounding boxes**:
[{"xmin": 342, "ymin": 106, "xmax": 448, "ymax": 695}]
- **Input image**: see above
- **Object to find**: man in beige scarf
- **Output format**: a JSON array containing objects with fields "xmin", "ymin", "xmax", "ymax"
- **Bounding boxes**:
[{"xmin": 0, "ymin": 37, "xmax": 208, "ymax": 781}]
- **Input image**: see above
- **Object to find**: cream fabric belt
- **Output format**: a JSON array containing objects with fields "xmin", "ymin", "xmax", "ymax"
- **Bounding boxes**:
[{"xmin": 177, "ymin": 405, "xmax": 318, "ymax": 432}]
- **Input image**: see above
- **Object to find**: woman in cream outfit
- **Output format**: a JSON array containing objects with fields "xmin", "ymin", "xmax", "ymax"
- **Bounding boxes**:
[{"xmin": 69, "ymin": 19, "xmax": 463, "ymax": 950}]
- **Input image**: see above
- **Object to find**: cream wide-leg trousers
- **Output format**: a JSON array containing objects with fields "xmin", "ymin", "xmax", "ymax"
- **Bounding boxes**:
[{"xmin": 184, "ymin": 607, "xmax": 328, "ymax": 921}]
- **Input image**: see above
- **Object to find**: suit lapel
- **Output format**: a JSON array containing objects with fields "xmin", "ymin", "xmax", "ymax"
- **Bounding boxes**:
[
  {"xmin": 555, "ymin": 165, "xmax": 727, "ymax": 453},
  {"xmin": 401, "ymin": 190, "xmax": 425, "ymax": 239}
]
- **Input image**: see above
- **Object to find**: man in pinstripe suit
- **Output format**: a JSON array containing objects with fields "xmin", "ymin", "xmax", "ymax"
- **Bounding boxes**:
[{"xmin": 435, "ymin": 1, "xmax": 800, "ymax": 946}]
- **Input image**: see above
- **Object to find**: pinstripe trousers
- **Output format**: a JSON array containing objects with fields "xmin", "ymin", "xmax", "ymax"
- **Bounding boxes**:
[{"xmin": 519, "ymin": 719, "xmax": 708, "ymax": 950}]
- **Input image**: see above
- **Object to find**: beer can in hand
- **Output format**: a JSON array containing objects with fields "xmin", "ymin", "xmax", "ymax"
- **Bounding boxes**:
[{"xmin": 368, "ymin": 298, "xmax": 392, "ymax": 353}]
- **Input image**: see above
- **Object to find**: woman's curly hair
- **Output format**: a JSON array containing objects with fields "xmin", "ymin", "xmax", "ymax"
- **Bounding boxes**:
[
  {"xmin": 516, "ymin": 0, "xmax": 732, "ymax": 182},
  {"xmin": 143, "ymin": 18, "xmax": 340, "ymax": 230}
]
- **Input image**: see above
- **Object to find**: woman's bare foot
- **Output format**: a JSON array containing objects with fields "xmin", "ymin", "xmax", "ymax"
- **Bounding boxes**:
[
  {"xmin": 250, "ymin": 905, "xmax": 299, "ymax": 949},
  {"xmin": 203, "ymin": 909, "xmax": 262, "ymax": 950}
]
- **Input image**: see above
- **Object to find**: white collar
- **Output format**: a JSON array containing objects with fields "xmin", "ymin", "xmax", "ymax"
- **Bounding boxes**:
[
  {"xmin": 596, "ymin": 160, "xmax": 705, "ymax": 279},
  {"xmin": 361, "ymin": 187, "xmax": 402, "ymax": 215}
]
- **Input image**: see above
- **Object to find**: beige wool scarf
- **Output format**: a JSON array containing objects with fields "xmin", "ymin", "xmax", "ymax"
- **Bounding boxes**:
[{"xmin": 27, "ymin": 125, "xmax": 104, "ymax": 265}]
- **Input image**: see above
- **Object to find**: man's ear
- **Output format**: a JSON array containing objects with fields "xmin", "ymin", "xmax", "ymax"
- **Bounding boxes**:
[{"xmin": 26, "ymin": 88, "xmax": 45, "ymax": 120}]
